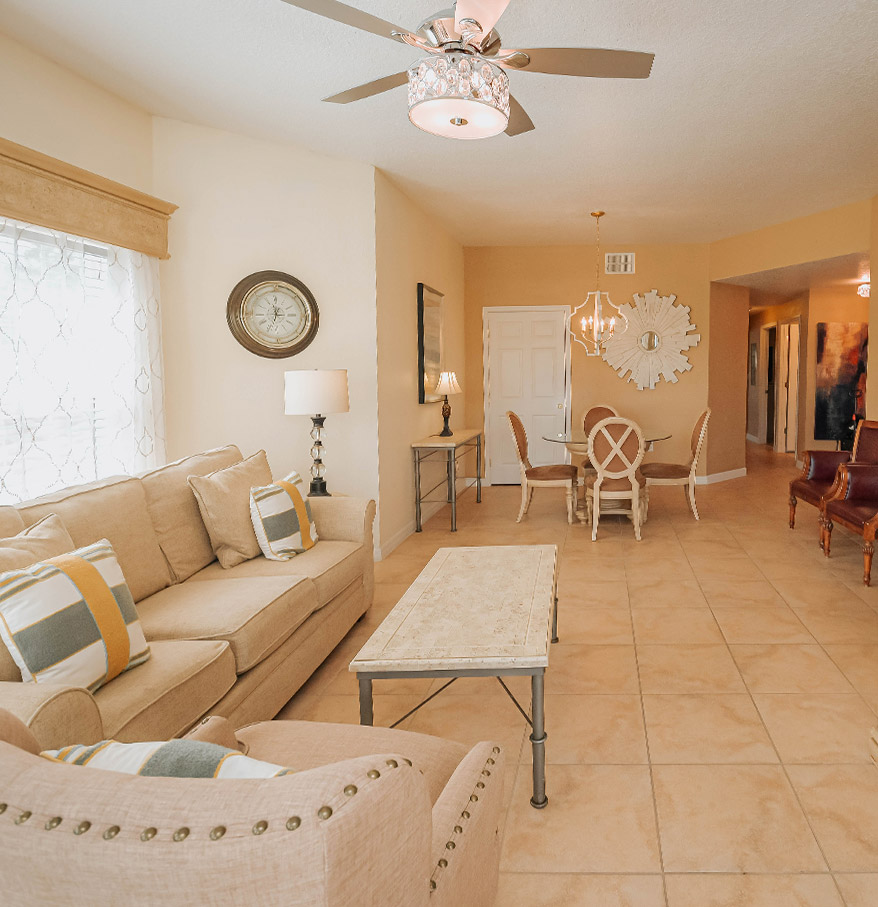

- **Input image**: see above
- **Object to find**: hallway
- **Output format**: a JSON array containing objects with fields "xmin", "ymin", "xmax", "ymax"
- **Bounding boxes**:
[{"xmin": 281, "ymin": 443, "xmax": 878, "ymax": 906}]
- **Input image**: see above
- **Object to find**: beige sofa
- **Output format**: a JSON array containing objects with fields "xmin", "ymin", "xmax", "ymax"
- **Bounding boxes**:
[
  {"xmin": 0, "ymin": 710, "xmax": 504, "ymax": 906},
  {"xmin": 0, "ymin": 445, "xmax": 376, "ymax": 749}
]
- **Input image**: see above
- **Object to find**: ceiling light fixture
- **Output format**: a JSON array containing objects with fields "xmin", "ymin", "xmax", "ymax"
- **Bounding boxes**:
[
  {"xmin": 570, "ymin": 211, "xmax": 628, "ymax": 356},
  {"xmin": 858, "ymin": 283, "xmax": 871, "ymax": 298},
  {"xmin": 408, "ymin": 54, "xmax": 510, "ymax": 139}
]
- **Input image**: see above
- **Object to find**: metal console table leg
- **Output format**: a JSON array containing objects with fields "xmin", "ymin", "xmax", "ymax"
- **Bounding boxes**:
[
  {"xmin": 450, "ymin": 449, "xmax": 458, "ymax": 531},
  {"xmin": 414, "ymin": 450, "xmax": 422, "ymax": 532},
  {"xmin": 476, "ymin": 434, "xmax": 482, "ymax": 503},
  {"xmin": 358, "ymin": 676, "xmax": 374, "ymax": 726},
  {"xmin": 530, "ymin": 670, "xmax": 548, "ymax": 808}
]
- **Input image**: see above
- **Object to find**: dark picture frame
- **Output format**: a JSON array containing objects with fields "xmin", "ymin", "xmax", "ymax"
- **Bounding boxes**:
[{"xmin": 417, "ymin": 283, "xmax": 444, "ymax": 404}]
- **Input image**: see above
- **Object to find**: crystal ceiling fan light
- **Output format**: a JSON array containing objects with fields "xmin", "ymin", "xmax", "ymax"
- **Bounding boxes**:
[{"xmin": 407, "ymin": 54, "xmax": 510, "ymax": 139}]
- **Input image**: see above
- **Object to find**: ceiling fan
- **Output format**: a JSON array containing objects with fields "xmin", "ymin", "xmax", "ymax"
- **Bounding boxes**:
[{"xmin": 281, "ymin": 0, "xmax": 654, "ymax": 139}]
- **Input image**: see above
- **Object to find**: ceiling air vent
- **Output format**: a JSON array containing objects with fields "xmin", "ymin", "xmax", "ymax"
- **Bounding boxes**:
[{"xmin": 605, "ymin": 252, "xmax": 635, "ymax": 275}]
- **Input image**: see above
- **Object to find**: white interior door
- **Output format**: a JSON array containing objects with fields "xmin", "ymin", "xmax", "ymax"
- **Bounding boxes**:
[
  {"xmin": 785, "ymin": 323, "xmax": 800, "ymax": 453},
  {"xmin": 484, "ymin": 307, "xmax": 570, "ymax": 485},
  {"xmin": 776, "ymin": 326, "xmax": 789, "ymax": 453}
]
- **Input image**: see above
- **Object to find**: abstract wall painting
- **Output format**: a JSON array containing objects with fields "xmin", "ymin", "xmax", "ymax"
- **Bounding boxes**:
[{"xmin": 814, "ymin": 322, "xmax": 868, "ymax": 441}]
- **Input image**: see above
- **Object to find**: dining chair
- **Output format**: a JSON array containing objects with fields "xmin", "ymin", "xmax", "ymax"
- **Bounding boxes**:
[
  {"xmin": 507, "ymin": 410, "xmax": 578, "ymax": 524},
  {"xmin": 585, "ymin": 417, "xmax": 647, "ymax": 541},
  {"xmin": 640, "ymin": 409, "xmax": 711, "ymax": 519},
  {"xmin": 578, "ymin": 404, "xmax": 620, "ymax": 477}
]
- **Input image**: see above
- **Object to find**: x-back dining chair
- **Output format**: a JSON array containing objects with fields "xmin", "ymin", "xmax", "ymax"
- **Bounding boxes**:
[
  {"xmin": 640, "ymin": 409, "xmax": 711, "ymax": 519},
  {"xmin": 579, "ymin": 404, "xmax": 620, "ymax": 476},
  {"xmin": 507, "ymin": 410, "xmax": 578, "ymax": 524},
  {"xmin": 585, "ymin": 417, "xmax": 647, "ymax": 541}
]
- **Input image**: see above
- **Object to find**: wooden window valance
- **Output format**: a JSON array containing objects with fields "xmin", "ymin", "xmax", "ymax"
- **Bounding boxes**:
[{"xmin": 0, "ymin": 137, "xmax": 176, "ymax": 259}]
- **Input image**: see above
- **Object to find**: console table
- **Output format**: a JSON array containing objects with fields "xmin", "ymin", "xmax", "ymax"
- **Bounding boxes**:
[{"xmin": 411, "ymin": 429, "xmax": 482, "ymax": 532}]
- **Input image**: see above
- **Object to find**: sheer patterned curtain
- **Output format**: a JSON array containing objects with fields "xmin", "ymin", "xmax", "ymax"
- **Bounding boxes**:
[{"xmin": 0, "ymin": 217, "xmax": 166, "ymax": 504}]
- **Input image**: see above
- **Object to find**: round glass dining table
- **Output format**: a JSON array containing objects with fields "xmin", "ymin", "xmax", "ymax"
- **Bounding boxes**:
[{"xmin": 542, "ymin": 430, "xmax": 671, "ymax": 450}]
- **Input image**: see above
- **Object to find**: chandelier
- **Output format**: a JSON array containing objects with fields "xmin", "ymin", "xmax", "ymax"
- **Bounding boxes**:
[
  {"xmin": 569, "ymin": 211, "xmax": 628, "ymax": 356},
  {"xmin": 858, "ymin": 283, "xmax": 871, "ymax": 298},
  {"xmin": 408, "ymin": 54, "xmax": 510, "ymax": 140}
]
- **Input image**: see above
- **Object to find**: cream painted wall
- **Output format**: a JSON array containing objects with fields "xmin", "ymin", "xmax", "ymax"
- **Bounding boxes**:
[
  {"xmin": 709, "ymin": 200, "xmax": 872, "ymax": 282},
  {"xmin": 0, "ymin": 31, "xmax": 153, "ymax": 192},
  {"xmin": 374, "ymin": 173, "xmax": 465, "ymax": 554},
  {"xmin": 152, "ymin": 118, "xmax": 380, "ymax": 505},
  {"xmin": 464, "ymin": 243, "xmax": 712, "ymax": 476},
  {"xmin": 707, "ymin": 284, "xmax": 749, "ymax": 475}
]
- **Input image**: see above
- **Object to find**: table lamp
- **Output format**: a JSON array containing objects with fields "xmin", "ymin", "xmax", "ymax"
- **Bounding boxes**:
[
  {"xmin": 284, "ymin": 369, "xmax": 349, "ymax": 496},
  {"xmin": 435, "ymin": 371, "xmax": 461, "ymax": 437}
]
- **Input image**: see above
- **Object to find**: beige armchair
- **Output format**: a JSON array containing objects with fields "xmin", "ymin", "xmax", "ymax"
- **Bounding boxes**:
[
  {"xmin": 507, "ymin": 410, "xmax": 578, "ymax": 524},
  {"xmin": 0, "ymin": 710, "xmax": 504, "ymax": 906},
  {"xmin": 640, "ymin": 409, "xmax": 710, "ymax": 520},
  {"xmin": 585, "ymin": 417, "xmax": 647, "ymax": 541}
]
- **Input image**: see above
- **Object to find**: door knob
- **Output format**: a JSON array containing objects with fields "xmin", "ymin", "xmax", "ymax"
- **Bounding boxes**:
[{"xmin": 557, "ymin": 403, "xmax": 563, "ymax": 410}]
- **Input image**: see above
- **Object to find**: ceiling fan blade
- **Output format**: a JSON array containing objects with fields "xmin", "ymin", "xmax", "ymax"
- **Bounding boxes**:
[
  {"xmin": 279, "ymin": 0, "xmax": 416, "ymax": 43},
  {"xmin": 505, "ymin": 94, "xmax": 535, "ymax": 136},
  {"xmin": 454, "ymin": 0, "xmax": 511, "ymax": 38},
  {"xmin": 503, "ymin": 47, "xmax": 655, "ymax": 79},
  {"xmin": 323, "ymin": 71, "xmax": 409, "ymax": 104}
]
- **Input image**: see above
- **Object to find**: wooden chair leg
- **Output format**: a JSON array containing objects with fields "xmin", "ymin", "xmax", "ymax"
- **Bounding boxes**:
[
  {"xmin": 632, "ymin": 490, "xmax": 642, "ymax": 541},
  {"xmin": 688, "ymin": 481, "xmax": 700, "ymax": 520},
  {"xmin": 864, "ymin": 541, "xmax": 874, "ymax": 587},
  {"xmin": 789, "ymin": 494, "xmax": 797, "ymax": 529},
  {"xmin": 565, "ymin": 482, "xmax": 574, "ymax": 525},
  {"xmin": 517, "ymin": 481, "xmax": 528, "ymax": 523},
  {"xmin": 823, "ymin": 519, "xmax": 833, "ymax": 557},
  {"xmin": 591, "ymin": 490, "xmax": 600, "ymax": 542}
]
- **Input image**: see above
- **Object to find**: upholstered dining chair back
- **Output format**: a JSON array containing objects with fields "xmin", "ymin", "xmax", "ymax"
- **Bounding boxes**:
[
  {"xmin": 690, "ymin": 409, "xmax": 712, "ymax": 467},
  {"xmin": 506, "ymin": 411, "xmax": 531, "ymax": 470},
  {"xmin": 588, "ymin": 418, "xmax": 645, "ymax": 481},
  {"xmin": 582, "ymin": 405, "xmax": 619, "ymax": 436},
  {"xmin": 852, "ymin": 420, "xmax": 878, "ymax": 464}
]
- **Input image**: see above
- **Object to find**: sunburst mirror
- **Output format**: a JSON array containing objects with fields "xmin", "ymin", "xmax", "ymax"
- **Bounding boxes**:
[{"xmin": 602, "ymin": 289, "xmax": 701, "ymax": 390}]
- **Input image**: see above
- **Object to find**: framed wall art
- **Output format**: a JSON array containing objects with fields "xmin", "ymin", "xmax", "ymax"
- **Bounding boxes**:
[{"xmin": 417, "ymin": 283, "xmax": 444, "ymax": 404}]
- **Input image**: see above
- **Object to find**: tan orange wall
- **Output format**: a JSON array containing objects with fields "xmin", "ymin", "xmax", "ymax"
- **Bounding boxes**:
[
  {"xmin": 374, "ymin": 172, "xmax": 465, "ymax": 554},
  {"xmin": 707, "ymin": 284, "xmax": 749, "ymax": 475},
  {"xmin": 464, "ymin": 243, "xmax": 711, "ymax": 474},
  {"xmin": 709, "ymin": 200, "xmax": 872, "ymax": 281}
]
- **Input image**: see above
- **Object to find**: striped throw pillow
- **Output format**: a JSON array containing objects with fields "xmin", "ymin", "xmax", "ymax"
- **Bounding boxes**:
[
  {"xmin": 42, "ymin": 739, "xmax": 294, "ymax": 778},
  {"xmin": 0, "ymin": 540, "xmax": 150, "ymax": 692},
  {"xmin": 250, "ymin": 471, "xmax": 318, "ymax": 561}
]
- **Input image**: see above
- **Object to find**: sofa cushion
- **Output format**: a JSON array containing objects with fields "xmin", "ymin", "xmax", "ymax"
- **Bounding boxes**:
[
  {"xmin": 188, "ymin": 451, "xmax": 272, "ymax": 569},
  {"xmin": 188, "ymin": 541, "xmax": 364, "ymax": 605},
  {"xmin": 0, "ymin": 513, "xmax": 75, "ymax": 571},
  {"xmin": 94, "ymin": 639, "xmax": 235, "ymax": 741},
  {"xmin": 140, "ymin": 445, "xmax": 242, "ymax": 582},
  {"xmin": 42, "ymin": 738, "xmax": 294, "ymax": 778},
  {"xmin": 0, "ymin": 540, "xmax": 150, "ymax": 693},
  {"xmin": 136, "ymin": 576, "xmax": 319, "ymax": 674},
  {"xmin": 17, "ymin": 476, "xmax": 173, "ymax": 603},
  {"xmin": 0, "ymin": 506, "xmax": 24, "ymax": 537}
]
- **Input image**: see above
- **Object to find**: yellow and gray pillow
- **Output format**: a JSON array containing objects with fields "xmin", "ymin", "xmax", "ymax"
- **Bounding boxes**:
[
  {"xmin": 249, "ymin": 471, "xmax": 318, "ymax": 561},
  {"xmin": 0, "ymin": 539, "xmax": 149, "ymax": 692},
  {"xmin": 42, "ymin": 738, "xmax": 294, "ymax": 779}
]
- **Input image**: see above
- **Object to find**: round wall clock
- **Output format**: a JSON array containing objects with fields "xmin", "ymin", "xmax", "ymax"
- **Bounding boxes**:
[{"xmin": 226, "ymin": 270, "xmax": 319, "ymax": 359}]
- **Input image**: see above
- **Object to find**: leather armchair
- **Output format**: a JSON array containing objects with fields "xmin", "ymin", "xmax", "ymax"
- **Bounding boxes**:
[
  {"xmin": 789, "ymin": 449, "xmax": 850, "ymax": 533},
  {"xmin": 822, "ymin": 463, "xmax": 878, "ymax": 585}
]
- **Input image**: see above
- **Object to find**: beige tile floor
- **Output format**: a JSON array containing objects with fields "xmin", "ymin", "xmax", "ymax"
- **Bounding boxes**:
[{"xmin": 278, "ymin": 443, "xmax": 878, "ymax": 906}]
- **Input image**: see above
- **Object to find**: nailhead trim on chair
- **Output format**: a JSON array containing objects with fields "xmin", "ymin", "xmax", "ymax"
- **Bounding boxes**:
[{"xmin": 428, "ymin": 746, "xmax": 501, "ymax": 895}]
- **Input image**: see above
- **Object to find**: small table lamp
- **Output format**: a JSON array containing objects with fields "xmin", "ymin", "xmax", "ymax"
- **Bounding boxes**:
[
  {"xmin": 284, "ymin": 369, "xmax": 349, "ymax": 496},
  {"xmin": 435, "ymin": 371, "xmax": 461, "ymax": 437}
]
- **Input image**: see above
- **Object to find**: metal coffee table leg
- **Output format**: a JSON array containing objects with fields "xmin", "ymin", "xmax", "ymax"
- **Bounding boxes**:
[
  {"xmin": 530, "ymin": 670, "xmax": 548, "ymax": 808},
  {"xmin": 358, "ymin": 675, "xmax": 374, "ymax": 726}
]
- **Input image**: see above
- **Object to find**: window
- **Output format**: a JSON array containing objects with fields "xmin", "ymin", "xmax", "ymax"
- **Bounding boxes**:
[{"xmin": 0, "ymin": 217, "xmax": 166, "ymax": 504}]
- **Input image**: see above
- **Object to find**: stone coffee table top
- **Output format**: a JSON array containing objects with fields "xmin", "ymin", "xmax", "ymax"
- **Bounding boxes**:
[{"xmin": 350, "ymin": 545, "xmax": 557, "ymax": 674}]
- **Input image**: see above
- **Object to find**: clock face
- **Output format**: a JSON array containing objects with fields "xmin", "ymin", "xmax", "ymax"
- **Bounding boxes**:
[
  {"xmin": 241, "ymin": 282, "xmax": 311, "ymax": 348},
  {"xmin": 226, "ymin": 271, "xmax": 319, "ymax": 359}
]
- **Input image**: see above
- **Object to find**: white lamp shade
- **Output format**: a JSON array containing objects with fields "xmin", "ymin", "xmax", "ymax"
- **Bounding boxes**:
[
  {"xmin": 435, "ymin": 371, "xmax": 462, "ymax": 396},
  {"xmin": 284, "ymin": 369, "xmax": 350, "ymax": 415}
]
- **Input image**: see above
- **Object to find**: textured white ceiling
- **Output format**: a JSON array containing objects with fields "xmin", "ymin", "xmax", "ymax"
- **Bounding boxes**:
[{"xmin": 1, "ymin": 0, "xmax": 876, "ymax": 246}]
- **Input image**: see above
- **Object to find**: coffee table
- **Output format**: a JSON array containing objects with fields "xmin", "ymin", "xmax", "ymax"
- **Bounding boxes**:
[{"xmin": 350, "ymin": 545, "xmax": 558, "ymax": 808}]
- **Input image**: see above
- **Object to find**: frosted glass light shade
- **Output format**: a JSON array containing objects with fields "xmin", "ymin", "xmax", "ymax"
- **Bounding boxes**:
[
  {"xmin": 408, "ymin": 54, "xmax": 509, "ymax": 140},
  {"xmin": 435, "ymin": 371, "xmax": 462, "ymax": 395},
  {"xmin": 284, "ymin": 369, "xmax": 349, "ymax": 415}
]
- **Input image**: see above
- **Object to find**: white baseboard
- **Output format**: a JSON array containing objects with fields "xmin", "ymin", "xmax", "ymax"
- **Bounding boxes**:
[
  {"xmin": 375, "ymin": 478, "xmax": 477, "ymax": 561},
  {"xmin": 695, "ymin": 467, "xmax": 747, "ymax": 485},
  {"xmin": 746, "ymin": 434, "xmax": 760, "ymax": 444}
]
